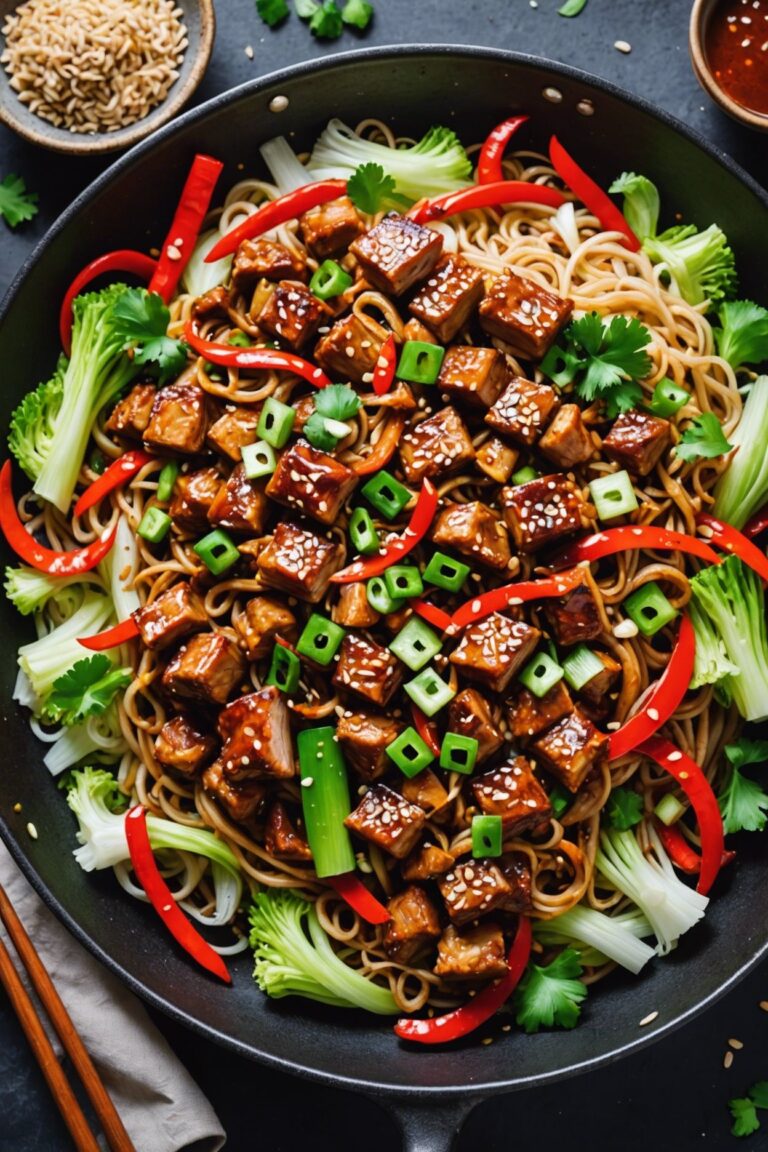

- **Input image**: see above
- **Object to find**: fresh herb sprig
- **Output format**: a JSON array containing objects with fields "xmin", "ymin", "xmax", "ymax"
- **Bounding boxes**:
[
  {"xmin": 0, "ymin": 173, "xmax": 38, "ymax": 228},
  {"xmin": 256, "ymin": 0, "xmax": 373, "ymax": 38},
  {"xmin": 675, "ymin": 412, "xmax": 733, "ymax": 463},
  {"xmin": 303, "ymin": 383, "xmax": 361, "ymax": 452},
  {"xmin": 542, "ymin": 312, "xmax": 653, "ymax": 418},
  {"xmin": 718, "ymin": 738, "xmax": 768, "ymax": 834},
  {"xmin": 111, "ymin": 289, "xmax": 188, "ymax": 383},
  {"xmin": 46, "ymin": 655, "xmax": 131, "ymax": 726},
  {"xmin": 729, "ymin": 1082, "xmax": 768, "ymax": 1137},
  {"xmin": 512, "ymin": 947, "xmax": 587, "ymax": 1033}
]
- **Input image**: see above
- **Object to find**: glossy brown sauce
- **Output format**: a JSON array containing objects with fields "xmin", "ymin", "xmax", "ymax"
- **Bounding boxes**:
[{"xmin": 705, "ymin": 0, "xmax": 768, "ymax": 116}]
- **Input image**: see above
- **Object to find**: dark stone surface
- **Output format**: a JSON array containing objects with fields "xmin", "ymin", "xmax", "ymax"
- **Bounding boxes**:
[{"xmin": 1, "ymin": 1, "xmax": 767, "ymax": 1149}]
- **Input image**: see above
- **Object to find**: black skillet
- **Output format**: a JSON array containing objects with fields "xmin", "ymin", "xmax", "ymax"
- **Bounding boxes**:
[{"xmin": 1, "ymin": 46, "xmax": 767, "ymax": 1152}]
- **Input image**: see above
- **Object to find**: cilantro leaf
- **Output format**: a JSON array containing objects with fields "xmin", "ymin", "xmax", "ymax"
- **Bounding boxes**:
[
  {"xmin": 315, "ymin": 383, "xmax": 361, "ymax": 422},
  {"xmin": 718, "ymin": 763, "xmax": 768, "ymax": 834},
  {"xmin": 512, "ymin": 947, "xmax": 587, "ymax": 1034},
  {"xmin": 724, "ymin": 738, "xmax": 768, "ymax": 772},
  {"xmin": 46, "ymin": 656, "xmax": 132, "ymax": 726},
  {"xmin": 342, "ymin": 0, "xmax": 373, "ymax": 28},
  {"xmin": 715, "ymin": 299, "xmax": 768, "ymax": 371},
  {"xmin": 256, "ymin": 0, "xmax": 289, "ymax": 25},
  {"xmin": 303, "ymin": 411, "xmax": 339, "ymax": 452},
  {"xmin": 111, "ymin": 289, "xmax": 188, "ymax": 383},
  {"xmin": 0, "ymin": 173, "xmax": 39, "ymax": 228},
  {"xmin": 543, "ymin": 313, "xmax": 652, "ymax": 419},
  {"xmin": 309, "ymin": 0, "xmax": 343, "ymax": 37},
  {"xmin": 749, "ymin": 1082, "xmax": 768, "ymax": 1110},
  {"xmin": 675, "ymin": 412, "xmax": 733, "ymax": 463},
  {"xmin": 729, "ymin": 1098, "xmax": 761, "ymax": 1138},
  {"xmin": 295, "ymin": 0, "xmax": 319, "ymax": 14},
  {"xmin": 347, "ymin": 163, "xmax": 397, "ymax": 215},
  {"xmin": 606, "ymin": 786, "xmax": 644, "ymax": 831}
]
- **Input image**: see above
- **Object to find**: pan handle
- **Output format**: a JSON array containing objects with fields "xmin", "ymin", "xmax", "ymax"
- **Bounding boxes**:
[{"xmin": 380, "ymin": 1095, "xmax": 477, "ymax": 1152}]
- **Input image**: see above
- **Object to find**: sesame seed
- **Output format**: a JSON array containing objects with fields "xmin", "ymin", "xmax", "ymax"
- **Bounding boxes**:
[
  {"xmin": 728, "ymin": 1038, "xmax": 744, "ymax": 1050},
  {"xmin": 26, "ymin": 822, "xmax": 38, "ymax": 840},
  {"xmin": 614, "ymin": 39, "xmax": 632, "ymax": 53},
  {"xmin": 759, "ymin": 1001, "xmax": 768, "ymax": 1012},
  {"xmin": 301, "ymin": 777, "xmax": 314, "ymax": 787},
  {"xmin": 638, "ymin": 1010, "xmax": 658, "ymax": 1027},
  {"xmin": 723, "ymin": 1050, "xmax": 734, "ymax": 1069},
  {"xmin": 244, "ymin": 44, "xmax": 254, "ymax": 59},
  {"xmin": 13, "ymin": 802, "xmax": 21, "ymax": 813}
]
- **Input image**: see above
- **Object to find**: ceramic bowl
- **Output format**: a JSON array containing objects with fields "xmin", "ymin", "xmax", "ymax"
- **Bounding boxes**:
[{"xmin": 689, "ymin": 0, "xmax": 768, "ymax": 132}]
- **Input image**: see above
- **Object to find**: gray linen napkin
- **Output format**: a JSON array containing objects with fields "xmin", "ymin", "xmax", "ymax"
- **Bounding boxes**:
[{"xmin": 0, "ymin": 839, "xmax": 226, "ymax": 1152}]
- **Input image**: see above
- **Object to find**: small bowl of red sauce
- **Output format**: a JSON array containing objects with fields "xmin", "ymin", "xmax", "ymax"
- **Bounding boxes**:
[{"xmin": 690, "ymin": 0, "xmax": 768, "ymax": 130}]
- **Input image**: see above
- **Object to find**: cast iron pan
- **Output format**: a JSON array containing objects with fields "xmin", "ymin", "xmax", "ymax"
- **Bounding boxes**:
[{"xmin": 1, "ymin": 47, "xmax": 767, "ymax": 1152}]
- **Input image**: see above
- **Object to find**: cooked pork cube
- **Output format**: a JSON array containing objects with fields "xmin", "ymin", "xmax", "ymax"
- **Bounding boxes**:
[
  {"xmin": 475, "ymin": 436, "xmax": 518, "ymax": 484},
  {"xmin": 232, "ymin": 238, "xmax": 305, "ymax": 290},
  {"xmin": 408, "ymin": 254, "xmax": 485, "ymax": 343},
  {"xmin": 479, "ymin": 270, "xmax": 574, "ymax": 359},
  {"xmin": 431, "ymin": 501, "xmax": 511, "ymax": 572},
  {"xmin": 206, "ymin": 405, "xmax": 261, "ymax": 461},
  {"xmin": 143, "ymin": 381, "xmax": 209, "ymax": 455},
  {"xmin": 333, "ymin": 634, "xmax": 402, "ymax": 706},
  {"xmin": 336, "ymin": 712, "xmax": 402, "ymax": 782},
  {"xmin": 265, "ymin": 439, "xmax": 357, "ymax": 525},
  {"xmin": 449, "ymin": 613, "xmax": 540, "ymax": 693},
  {"xmin": 499, "ymin": 473, "xmax": 586, "ymax": 553},
  {"xmin": 434, "ymin": 922, "xmax": 508, "ymax": 980},
  {"xmin": 438, "ymin": 860, "xmax": 514, "ymax": 925},
  {"xmin": 299, "ymin": 195, "xmax": 362, "ymax": 260},
  {"xmin": 401, "ymin": 768, "xmax": 449, "ymax": 815},
  {"xmin": 104, "ymin": 381, "xmax": 156, "ymax": 443},
  {"xmin": 162, "ymin": 632, "xmax": 246, "ymax": 706},
  {"xmin": 233, "ymin": 595, "xmax": 297, "ymax": 659},
  {"xmin": 531, "ymin": 707, "xmax": 609, "ymax": 792},
  {"xmin": 256, "ymin": 521, "xmax": 344, "ymax": 602},
  {"xmin": 402, "ymin": 842, "xmax": 455, "ymax": 882},
  {"xmin": 399, "ymin": 405, "xmax": 475, "ymax": 485},
  {"xmin": 506, "ymin": 680, "xmax": 573, "ymax": 742},
  {"xmin": 402, "ymin": 318, "xmax": 438, "ymax": 345},
  {"xmin": 202, "ymin": 760, "xmax": 265, "ymax": 822},
  {"xmin": 344, "ymin": 783, "xmax": 426, "ymax": 859},
  {"xmin": 471, "ymin": 757, "xmax": 552, "ymax": 835},
  {"xmin": 332, "ymin": 582, "xmax": 380, "ymax": 628},
  {"xmin": 543, "ymin": 566, "xmax": 608, "ymax": 646},
  {"xmin": 154, "ymin": 715, "xmax": 217, "ymax": 777},
  {"xmin": 539, "ymin": 403, "xmax": 594, "ymax": 468},
  {"xmin": 218, "ymin": 686, "xmax": 294, "ymax": 781},
  {"xmin": 264, "ymin": 800, "xmax": 312, "ymax": 861},
  {"xmin": 191, "ymin": 285, "xmax": 230, "ymax": 319},
  {"xmin": 447, "ymin": 688, "xmax": 504, "ymax": 765},
  {"xmin": 437, "ymin": 346, "xmax": 508, "ymax": 410},
  {"xmin": 485, "ymin": 375, "xmax": 559, "ymax": 447},
  {"xmin": 498, "ymin": 852, "xmax": 533, "ymax": 913},
  {"xmin": 133, "ymin": 582, "xmax": 208, "ymax": 651},
  {"xmin": 207, "ymin": 463, "xmax": 268, "ymax": 535},
  {"xmin": 577, "ymin": 650, "xmax": 622, "ymax": 708},
  {"xmin": 382, "ymin": 885, "xmax": 442, "ymax": 964},
  {"xmin": 350, "ymin": 212, "xmax": 443, "ymax": 296},
  {"xmin": 313, "ymin": 313, "xmax": 384, "ymax": 385},
  {"xmin": 602, "ymin": 410, "xmax": 673, "ymax": 477},
  {"xmin": 257, "ymin": 281, "xmax": 325, "ymax": 351},
  {"xmin": 169, "ymin": 467, "xmax": 222, "ymax": 533}
]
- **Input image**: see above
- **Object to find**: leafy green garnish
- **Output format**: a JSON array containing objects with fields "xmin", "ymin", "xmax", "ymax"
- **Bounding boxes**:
[
  {"xmin": 295, "ymin": 0, "xmax": 318, "ymax": 13},
  {"xmin": 724, "ymin": 738, "xmax": 768, "ymax": 772},
  {"xmin": 715, "ymin": 300, "xmax": 768, "ymax": 372},
  {"xmin": 309, "ymin": 0, "xmax": 343, "ymax": 37},
  {"xmin": 342, "ymin": 0, "xmax": 373, "ymax": 27},
  {"xmin": 730, "ymin": 1098, "xmax": 761, "ymax": 1138},
  {"xmin": 0, "ymin": 173, "xmax": 39, "ymax": 228},
  {"xmin": 542, "ymin": 312, "xmax": 652, "ymax": 418},
  {"xmin": 558, "ymin": 0, "xmax": 587, "ymax": 15},
  {"xmin": 606, "ymin": 787, "xmax": 644, "ymax": 831},
  {"xmin": 347, "ymin": 162, "xmax": 397, "ymax": 214},
  {"xmin": 549, "ymin": 783, "xmax": 571, "ymax": 820},
  {"xmin": 256, "ymin": 0, "xmax": 289, "ymax": 25},
  {"xmin": 303, "ymin": 412, "xmax": 339, "ymax": 452},
  {"xmin": 46, "ymin": 656, "xmax": 131, "ymax": 726},
  {"xmin": 512, "ymin": 947, "xmax": 587, "ymax": 1034},
  {"xmin": 608, "ymin": 172, "xmax": 659, "ymax": 244},
  {"xmin": 675, "ymin": 412, "xmax": 733, "ymax": 463},
  {"xmin": 718, "ymin": 740, "xmax": 768, "ymax": 834},
  {"xmin": 315, "ymin": 382, "xmax": 361, "ymax": 422},
  {"xmin": 111, "ymin": 289, "xmax": 188, "ymax": 382}
]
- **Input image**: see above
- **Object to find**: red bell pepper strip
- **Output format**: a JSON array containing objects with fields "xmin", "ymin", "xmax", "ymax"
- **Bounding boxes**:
[
  {"xmin": 330, "ymin": 480, "xmax": 439, "ymax": 584},
  {"xmin": 73, "ymin": 450, "xmax": 154, "ymax": 519},
  {"xmin": 554, "ymin": 525, "xmax": 720, "ymax": 570},
  {"xmin": 394, "ymin": 915, "xmax": 532, "ymax": 1044},
  {"xmin": 149, "ymin": 154, "xmax": 224, "ymax": 304},
  {"xmin": 327, "ymin": 873, "xmax": 390, "ymax": 925},
  {"xmin": 549, "ymin": 136, "xmax": 640, "ymax": 252},
  {"xmin": 78, "ymin": 616, "xmax": 141, "ymax": 651},
  {"xmin": 655, "ymin": 822, "xmax": 701, "ymax": 875},
  {"xmin": 411, "ymin": 598, "xmax": 454, "ymax": 634},
  {"xmin": 0, "ymin": 460, "xmax": 116, "ymax": 575},
  {"xmin": 450, "ymin": 567, "xmax": 584, "ymax": 631},
  {"xmin": 411, "ymin": 703, "xmax": 441, "ymax": 758},
  {"xmin": 205, "ymin": 180, "xmax": 348, "ymax": 263},
  {"xmin": 410, "ymin": 180, "xmax": 565, "ymax": 226},
  {"xmin": 697, "ymin": 512, "xmax": 768, "ymax": 584},
  {"xmin": 350, "ymin": 414, "xmax": 406, "ymax": 477},
  {"xmin": 477, "ymin": 116, "xmax": 529, "ymax": 184},
  {"xmin": 372, "ymin": 334, "xmax": 397, "ymax": 396},
  {"xmin": 59, "ymin": 249, "xmax": 157, "ymax": 356},
  {"xmin": 124, "ymin": 806, "xmax": 231, "ymax": 983},
  {"xmin": 743, "ymin": 504, "xmax": 768, "ymax": 540},
  {"xmin": 637, "ymin": 736, "xmax": 724, "ymax": 896},
  {"xmin": 608, "ymin": 614, "xmax": 695, "ymax": 761},
  {"xmin": 184, "ymin": 319, "xmax": 334, "ymax": 390}
]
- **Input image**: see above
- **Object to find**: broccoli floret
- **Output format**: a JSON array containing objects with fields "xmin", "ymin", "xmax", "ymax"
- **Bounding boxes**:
[
  {"xmin": 713, "ymin": 376, "xmax": 768, "ymax": 528},
  {"xmin": 4, "ymin": 565, "xmax": 93, "ymax": 617},
  {"xmin": 689, "ymin": 598, "xmax": 738, "ymax": 698},
  {"xmin": 16, "ymin": 588, "xmax": 114, "ymax": 710},
  {"xmin": 248, "ymin": 887, "xmax": 397, "ymax": 1014},
  {"xmin": 8, "ymin": 355, "xmax": 66, "ymax": 480},
  {"xmin": 714, "ymin": 300, "xmax": 768, "ymax": 372}
]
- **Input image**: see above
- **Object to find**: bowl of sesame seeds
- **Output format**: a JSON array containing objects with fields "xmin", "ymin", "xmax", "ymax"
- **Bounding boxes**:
[{"xmin": 0, "ymin": 0, "xmax": 215, "ymax": 154}]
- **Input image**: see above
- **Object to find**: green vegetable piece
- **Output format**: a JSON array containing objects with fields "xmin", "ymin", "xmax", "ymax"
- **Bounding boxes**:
[
  {"xmin": 387, "ymin": 726, "xmax": 435, "ymax": 777},
  {"xmin": 47, "ymin": 655, "xmax": 131, "ymax": 727},
  {"xmin": 558, "ymin": 0, "xmax": 587, "ymax": 14},
  {"xmin": 648, "ymin": 378, "xmax": 689, "ymax": 418},
  {"xmin": 624, "ymin": 581, "xmax": 678, "ymax": 637},
  {"xmin": 296, "ymin": 613, "xmax": 345, "ymax": 666},
  {"xmin": 309, "ymin": 260, "xmax": 353, "ymax": 301},
  {"xmin": 156, "ymin": 460, "xmax": 179, "ymax": 503},
  {"xmin": 549, "ymin": 783, "xmax": 571, "ymax": 820},
  {"xmin": 241, "ymin": 439, "xmax": 277, "ymax": 480},
  {"xmin": 365, "ymin": 576, "xmax": 404, "ymax": 615},
  {"xmin": 112, "ymin": 288, "xmax": 188, "ymax": 383},
  {"xmin": 89, "ymin": 450, "xmax": 106, "ymax": 475},
  {"xmin": 606, "ymin": 786, "xmax": 644, "ymax": 831},
  {"xmin": 315, "ymin": 383, "xmax": 361, "ymax": 422},
  {"xmin": 297, "ymin": 726, "xmax": 356, "ymax": 877},
  {"xmin": 729, "ymin": 1097, "xmax": 761, "ymax": 1139},
  {"xmin": 295, "ymin": 0, "xmax": 318, "ymax": 16},
  {"xmin": 749, "ymin": 1082, "xmax": 768, "ymax": 1110},
  {"xmin": 361, "ymin": 469, "xmax": 410, "ymax": 520},
  {"xmin": 589, "ymin": 469, "xmax": 639, "ymax": 520},
  {"xmin": 389, "ymin": 616, "xmax": 442, "ymax": 672},
  {"xmin": 228, "ymin": 330, "xmax": 252, "ymax": 347},
  {"xmin": 724, "ymin": 737, "xmax": 768, "ymax": 772},
  {"xmin": 384, "ymin": 564, "xmax": 424, "ymax": 601},
  {"xmin": 396, "ymin": 341, "xmax": 445, "ymax": 386},
  {"xmin": 511, "ymin": 466, "xmax": 539, "ymax": 485},
  {"xmin": 258, "ymin": 396, "xmax": 295, "ymax": 448},
  {"xmin": 654, "ymin": 793, "xmax": 685, "ymax": 826},
  {"xmin": 256, "ymin": 0, "xmax": 289, "ymax": 26},
  {"xmin": 347, "ymin": 163, "xmax": 397, "ymax": 215},
  {"xmin": 193, "ymin": 529, "xmax": 241, "ymax": 575},
  {"xmin": 471, "ymin": 814, "xmax": 503, "ymax": 858},
  {"xmin": 349, "ymin": 506, "xmax": 380, "ymax": 555},
  {"xmin": 423, "ymin": 550, "xmax": 469, "ymax": 593},
  {"xmin": 608, "ymin": 172, "xmax": 660, "ymax": 243},
  {"xmin": 0, "ymin": 172, "xmax": 38, "ymax": 228},
  {"xmin": 644, "ymin": 222, "xmax": 737, "ymax": 307},
  {"xmin": 309, "ymin": 0, "xmax": 343, "ymax": 37},
  {"xmin": 341, "ymin": 0, "xmax": 373, "ymax": 27},
  {"xmin": 518, "ymin": 652, "xmax": 564, "ymax": 698},
  {"xmin": 712, "ymin": 374, "xmax": 768, "ymax": 528},
  {"xmin": 302, "ymin": 411, "xmax": 343, "ymax": 453},
  {"xmin": 561, "ymin": 644, "xmax": 605, "ymax": 692},
  {"xmin": 137, "ymin": 506, "xmax": 171, "ymax": 544},
  {"xmin": 718, "ymin": 750, "xmax": 768, "ymax": 834},
  {"xmin": 543, "ymin": 312, "xmax": 651, "ymax": 419},
  {"xmin": 265, "ymin": 644, "xmax": 301, "ymax": 695},
  {"xmin": 404, "ymin": 666, "xmax": 455, "ymax": 717},
  {"xmin": 675, "ymin": 412, "xmax": 733, "ymax": 463},
  {"xmin": 513, "ymin": 947, "xmax": 587, "ymax": 1034},
  {"xmin": 715, "ymin": 299, "xmax": 768, "ymax": 371},
  {"xmin": 439, "ymin": 732, "xmax": 478, "ymax": 776}
]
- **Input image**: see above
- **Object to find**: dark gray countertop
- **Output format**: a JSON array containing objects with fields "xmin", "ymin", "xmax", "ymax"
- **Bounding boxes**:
[{"xmin": 1, "ymin": 0, "xmax": 768, "ymax": 1148}]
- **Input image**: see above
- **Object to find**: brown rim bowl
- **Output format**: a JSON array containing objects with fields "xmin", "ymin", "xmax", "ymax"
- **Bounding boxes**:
[
  {"xmin": 689, "ymin": 0, "xmax": 768, "ymax": 132},
  {"xmin": 0, "ymin": 0, "xmax": 215, "ymax": 155}
]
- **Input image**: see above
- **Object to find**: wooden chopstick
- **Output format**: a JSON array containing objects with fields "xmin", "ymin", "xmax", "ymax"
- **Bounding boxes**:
[{"xmin": 0, "ymin": 881, "xmax": 137, "ymax": 1152}]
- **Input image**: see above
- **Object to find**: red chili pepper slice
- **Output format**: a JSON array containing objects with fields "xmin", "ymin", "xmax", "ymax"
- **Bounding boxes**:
[
  {"xmin": 330, "ymin": 480, "xmax": 439, "ymax": 584},
  {"xmin": 0, "ymin": 460, "xmax": 116, "ymax": 576},
  {"xmin": 78, "ymin": 616, "xmax": 141, "ymax": 651},
  {"xmin": 73, "ymin": 450, "xmax": 154, "ymax": 519},
  {"xmin": 205, "ymin": 180, "xmax": 348, "ymax": 264},
  {"xmin": 59, "ymin": 249, "xmax": 157, "ymax": 356},
  {"xmin": 655, "ymin": 822, "xmax": 701, "ymax": 875},
  {"xmin": 372, "ymin": 334, "xmax": 397, "ymax": 397},
  {"xmin": 450, "ymin": 567, "xmax": 584, "ymax": 631},
  {"xmin": 411, "ymin": 599, "xmax": 454, "ymax": 634},
  {"xmin": 548, "ymin": 136, "xmax": 640, "ymax": 252},
  {"xmin": 149, "ymin": 154, "xmax": 224, "ymax": 304},
  {"xmin": 638, "ymin": 736, "xmax": 724, "ymax": 896},
  {"xmin": 554, "ymin": 525, "xmax": 720, "ymax": 570},
  {"xmin": 411, "ymin": 703, "xmax": 441, "ymax": 758},
  {"xmin": 477, "ymin": 115, "xmax": 529, "ymax": 184},
  {"xmin": 608, "ymin": 614, "xmax": 695, "ymax": 761},
  {"xmin": 184, "ymin": 319, "xmax": 333, "ymax": 390},
  {"xmin": 697, "ymin": 512, "xmax": 768, "ymax": 583},
  {"xmin": 743, "ymin": 504, "xmax": 768, "ymax": 540},
  {"xmin": 326, "ymin": 873, "xmax": 390, "ymax": 925},
  {"xmin": 409, "ymin": 180, "xmax": 565, "ymax": 225},
  {"xmin": 395, "ymin": 915, "xmax": 532, "ymax": 1044},
  {"xmin": 125, "ymin": 806, "xmax": 231, "ymax": 983},
  {"xmin": 350, "ymin": 414, "xmax": 406, "ymax": 477}
]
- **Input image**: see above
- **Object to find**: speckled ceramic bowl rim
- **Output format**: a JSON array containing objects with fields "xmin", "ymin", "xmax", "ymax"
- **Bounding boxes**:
[{"xmin": 689, "ymin": 0, "xmax": 768, "ymax": 132}]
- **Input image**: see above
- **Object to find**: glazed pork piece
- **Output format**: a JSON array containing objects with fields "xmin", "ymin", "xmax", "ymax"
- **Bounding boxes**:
[
  {"xmin": 104, "ymin": 381, "xmax": 156, "ymax": 443},
  {"xmin": 402, "ymin": 842, "xmax": 455, "ymax": 882},
  {"xmin": 449, "ymin": 612, "xmax": 541, "ymax": 693},
  {"xmin": 434, "ymin": 923, "xmax": 508, "ymax": 980},
  {"xmin": 218, "ymin": 686, "xmax": 294, "ymax": 781},
  {"xmin": 143, "ymin": 381, "xmax": 211, "ymax": 456},
  {"xmin": 333, "ymin": 633, "xmax": 402, "ymax": 707},
  {"xmin": 231, "ymin": 237, "xmax": 306, "ymax": 289},
  {"xmin": 530, "ymin": 707, "xmax": 609, "ymax": 792},
  {"xmin": 350, "ymin": 212, "xmax": 443, "ymax": 296},
  {"xmin": 202, "ymin": 760, "xmax": 266, "ymax": 822},
  {"xmin": 506, "ymin": 679, "xmax": 574, "ymax": 742},
  {"xmin": 169, "ymin": 467, "xmax": 223, "ymax": 533},
  {"xmin": 401, "ymin": 768, "xmax": 449, "ymax": 815},
  {"xmin": 382, "ymin": 885, "xmax": 442, "ymax": 963},
  {"xmin": 485, "ymin": 375, "xmax": 560, "ymax": 447},
  {"xmin": 447, "ymin": 688, "xmax": 504, "ymax": 765},
  {"xmin": 264, "ymin": 801, "xmax": 313, "ymax": 861},
  {"xmin": 498, "ymin": 852, "xmax": 534, "ymax": 913},
  {"xmin": 602, "ymin": 410, "xmax": 673, "ymax": 476},
  {"xmin": 478, "ymin": 269, "xmax": 574, "ymax": 358},
  {"xmin": 191, "ymin": 285, "xmax": 231, "ymax": 319},
  {"xmin": 256, "ymin": 281, "xmax": 326, "ymax": 350},
  {"xmin": 576, "ymin": 650, "xmax": 622, "ymax": 708},
  {"xmin": 265, "ymin": 439, "xmax": 357, "ymax": 525},
  {"xmin": 313, "ymin": 313, "xmax": 384, "ymax": 385},
  {"xmin": 437, "ymin": 345, "xmax": 509, "ymax": 411},
  {"xmin": 399, "ymin": 405, "xmax": 475, "ymax": 484},
  {"xmin": 133, "ymin": 582, "xmax": 208, "ymax": 651},
  {"xmin": 438, "ymin": 859, "xmax": 514, "ymax": 925},
  {"xmin": 472, "ymin": 757, "xmax": 553, "ymax": 835},
  {"xmin": 408, "ymin": 254, "xmax": 485, "ymax": 343},
  {"xmin": 539, "ymin": 403, "xmax": 595, "ymax": 468},
  {"xmin": 207, "ymin": 463, "xmax": 268, "ymax": 535},
  {"xmin": 233, "ymin": 595, "xmax": 297, "ymax": 659},
  {"xmin": 499, "ymin": 473, "xmax": 587, "ymax": 553},
  {"xmin": 154, "ymin": 715, "xmax": 217, "ymax": 777},
  {"xmin": 162, "ymin": 632, "xmax": 246, "ymax": 707},
  {"xmin": 331, "ymin": 582, "xmax": 380, "ymax": 628},
  {"xmin": 206, "ymin": 405, "xmax": 261, "ymax": 461},
  {"xmin": 256, "ymin": 521, "xmax": 344, "ymax": 602},
  {"xmin": 344, "ymin": 783, "xmax": 426, "ymax": 858},
  {"xmin": 431, "ymin": 500, "xmax": 512, "ymax": 572},
  {"xmin": 475, "ymin": 436, "xmax": 518, "ymax": 484},
  {"xmin": 543, "ymin": 565, "xmax": 608, "ymax": 646},
  {"xmin": 336, "ymin": 711, "xmax": 403, "ymax": 781}
]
